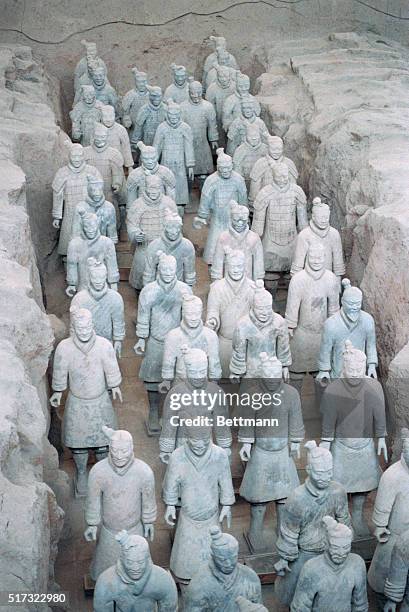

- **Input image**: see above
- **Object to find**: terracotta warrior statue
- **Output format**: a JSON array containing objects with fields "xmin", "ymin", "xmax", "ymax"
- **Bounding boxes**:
[
  {"xmin": 74, "ymin": 40, "xmax": 107, "ymax": 92},
  {"xmin": 122, "ymin": 67, "xmax": 150, "ymax": 148},
  {"xmin": 202, "ymin": 35, "xmax": 238, "ymax": 88},
  {"xmin": 317, "ymin": 278, "xmax": 378, "ymax": 381},
  {"xmin": 206, "ymin": 248, "xmax": 255, "ymax": 377},
  {"xmin": 249, "ymin": 135, "xmax": 298, "ymax": 206},
  {"xmin": 233, "ymin": 123, "xmax": 268, "ymax": 191},
  {"xmin": 66, "ymin": 211, "xmax": 119, "ymax": 297},
  {"xmin": 160, "ymin": 294, "xmax": 222, "ymax": 392},
  {"xmin": 71, "ymin": 258, "xmax": 125, "ymax": 357},
  {"xmin": 163, "ymin": 427, "xmax": 235, "ymax": 585},
  {"xmin": 164, "ymin": 63, "xmax": 190, "ymax": 103},
  {"xmin": 135, "ymin": 253, "xmax": 192, "ymax": 433},
  {"xmin": 285, "ymin": 242, "xmax": 339, "ymax": 392},
  {"xmin": 368, "ymin": 429, "xmax": 409, "ymax": 603},
  {"xmin": 74, "ymin": 57, "xmax": 110, "ymax": 97},
  {"xmin": 93, "ymin": 530, "xmax": 178, "ymax": 612},
  {"xmin": 126, "ymin": 174, "xmax": 177, "ymax": 291},
  {"xmin": 238, "ymin": 354, "xmax": 304, "ymax": 552},
  {"xmin": 72, "ymin": 172, "xmax": 117, "ymax": 244},
  {"xmin": 89, "ymin": 65, "xmax": 120, "ymax": 117},
  {"xmin": 70, "ymin": 85, "xmax": 103, "ymax": 146},
  {"xmin": 291, "ymin": 516, "xmax": 368, "ymax": 612},
  {"xmin": 222, "ymin": 71, "xmax": 261, "ymax": 133},
  {"xmin": 50, "ymin": 306, "xmax": 122, "ymax": 495},
  {"xmin": 159, "ymin": 346, "xmax": 230, "ymax": 463},
  {"xmin": 383, "ymin": 528, "xmax": 409, "ymax": 612},
  {"xmin": 230, "ymin": 281, "xmax": 291, "ymax": 380},
  {"xmin": 126, "ymin": 142, "xmax": 176, "ymax": 207},
  {"xmin": 181, "ymin": 79, "xmax": 218, "ymax": 184},
  {"xmin": 227, "ymin": 97, "xmax": 269, "ymax": 156},
  {"xmin": 183, "ymin": 526, "xmax": 263, "ymax": 611},
  {"xmin": 143, "ymin": 209, "xmax": 196, "ymax": 287},
  {"xmin": 291, "ymin": 197, "xmax": 345, "ymax": 282},
  {"xmin": 274, "ymin": 441, "xmax": 351, "ymax": 607},
  {"xmin": 193, "ymin": 148, "xmax": 247, "ymax": 265},
  {"xmin": 205, "ymin": 64, "xmax": 235, "ymax": 148},
  {"xmin": 132, "ymin": 86, "xmax": 167, "ymax": 147},
  {"xmin": 84, "ymin": 426, "xmax": 156, "ymax": 580},
  {"xmin": 153, "ymin": 99, "xmax": 195, "ymax": 215},
  {"xmin": 101, "ymin": 105, "xmax": 134, "ymax": 171},
  {"xmin": 52, "ymin": 140, "xmax": 101, "ymax": 258},
  {"xmin": 320, "ymin": 341, "xmax": 387, "ymax": 538},
  {"xmin": 211, "ymin": 200, "xmax": 264, "ymax": 282},
  {"xmin": 252, "ymin": 162, "xmax": 307, "ymax": 296},
  {"xmin": 205, "ymin": 45, "xmax": 238, "ymax": 92}
]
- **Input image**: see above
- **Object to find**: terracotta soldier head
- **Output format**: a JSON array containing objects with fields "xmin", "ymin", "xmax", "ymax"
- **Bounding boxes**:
[
  {"xmin": 341, "ymin": 279, "xmax": 362, "ymax": 323},
  {"xmin": 267, "ymin": 135, "xmax": 284, "ymax": 161},
  {"xmin": 241, "ymin": 98, "xmax": 256, "ymax": 120},
  {"xmin": 182, "ymin": 345, "xmax": 208, "ymax": 389},
  {"xmin": 225, "ymin": 248, "xmax": 246, "ymax": 282},
  {"xmin": 92, "ymin": 65, "xmax": 107, "ymax": 88},
  {"xmin": 163, "ymin": 210, "xmax": 183, "ymax": 242},
  {"xmin": 81, "ymin": 84, "xmax": 96, "ymax": 106},
  {"xmin": 306, "ymin": 241, "xmax": 325, "ymax": 272},
  {"xmin": 186, "ymin": 426, "xmax": 212, "ymax": 456},
  {"xmin": 236, "ymin": 72, "xmax": 251, "ymax": 96},
  {"xmin": 322, "ymin": 516, "xmax": 352, "ymax": 566},
  {"xmin": 87, "ymin": 257, "xmax": 108, "ymax": 293},
  {"xmin": 209, "ymin": 526, "xmax": 239, "ymax": 575},
  {"xmin": 80, "ymin": 211, "xmax": 100, "ymax": 240},
  {"xmin": 132, "ymin": 67, "xmax": 148, "ymax": 92},
  {"xmin": 115, "ymin": 530, "xmax": 152, "ymax": 581},
  {"xmin": 182, "ymin": 295, "xmax": 203, "ymax": 330},
  {"xmin": 137, "ymin": 142, "xmax": 158, "ymax": 171},
  {"xmin": 166, "ymin": 99, "xmax": 182, "ymax": 128},
  {"xmin": 93, "ymin": 122, "xmax": 108, "ymax": 149},
  {"xmin": 305, "ymin": 440, "xmax": 333, "ymax": 490},
  {"xmin": 216, "ymin": 47, "xmax": 230, "ymax": 67},
  {"xmin": 216, "ymin": 148, "xmax": 233, "ymax": 179},
  {"xmin": 101, "ymin": 104, "xmax": 115, "ymax": 128},
  {"xmin": 70, "ymin": 306, "xmax": 94, "ymax": 343},
  {"xmin": 86, "ymin": 173, "xmax": 105, "ymax": 204},
  {"xmin": 246, "ymin": 124, "xmax": 261, "ymax": 148},
  {"xmin": 81, "ymin": 39, "xmax": 98, "ymax": 63},
  {"xmin": 65, "ymin": 140, "xmax": 85, "ymax": 169},
  {"xmin": 209, "ymin": 35, "xmax": 227, "ymax": 50},
  {"xmin": 102, "ymin": 426, "xmax": 134, "ymax": 470},
  {"xmin": 189, "ymin": 79, "xmax": 203, "ymax": 105},
  {"xmin": 252, "ymin": 280, "xmax": 273, "ymax": 322},
  {"xmin": 147, "ymin": 85, "xmax": 163, "ymax": 108},
  {"xmin": 342, "ymin": 340, "xmax": 366, "ymax": 382},
  {"xmin": 157, "ymin": 252, "xmax": 177, "ymax": 285},
  {"xmin": 230, "ymin": 200, "xmax": 249, "ymax": 233},
  {"xmin": 216, "ymin": 65, "xmax": 232, "ymax": 88},
  {"xmin": 144, "ymin": 174, "xmax": 162, "ymax": 203},
  {"xmin": 171, "ymin": 63, "xmax": 188, "ymax": 87},
  {"xmin": 311, "ymin": 197, "xmax": 331, "ymax": 231},
  {"xmin": 272, "ymin": 162, "xmax": 290, "ymax": 190},
  {"xmin": 259, "ymin": 352, "xmax": 283, "ymax": 392}
]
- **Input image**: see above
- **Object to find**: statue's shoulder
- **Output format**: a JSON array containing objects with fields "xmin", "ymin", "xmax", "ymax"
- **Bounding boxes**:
[
  {"xmin": 107, "ymin": 146, "xmax": 124, "ymax": 166},
  {"xmin": 250, "ymin": 156, "xmax": 269, "ymax": 179}
]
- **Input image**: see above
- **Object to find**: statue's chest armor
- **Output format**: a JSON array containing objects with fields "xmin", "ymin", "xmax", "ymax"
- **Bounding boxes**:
[
  {"xmin": 267, "ymin": 190, "xmax": 297, "ymax": 244},
  {"xmin": 65, "ymin": 172, "xmax": 88, "ymax": 200},
  {"xmin": 82, "ymin": 107, "xmax": 101, "ymax": 127},
  {"xmin": 164, "ymin": 128, "xmax": 185, "ymax": 154},
  {"xmin": 187, "ymin": 105, "xmax": 207, "ymax": 135}
]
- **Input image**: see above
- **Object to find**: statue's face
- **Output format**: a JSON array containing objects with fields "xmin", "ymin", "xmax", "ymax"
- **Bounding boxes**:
[
  {"xmin": 88, "ymin": 181, "xmax": 104, "ymax": 202},
  {"xmin": 253, "ymin": 300, "xmax": 271, "ymax": 323},
  {"xmin": 307, "ymin": 247, "xmax": 325, "ymax": 272},
  {"xmin": 308, "ymin": 463, "xmax": 333, "ymax": 490},
  {"xmin": 273, "ymin": 167, "xmax": 289, "ymax": 189},
  {"xmin": 187, "ymin": 435, "xmax": 211, "ymax": 456},
  {"xmin": 93, "ymin": 131, "xmax": 107, "ymax": 149},
  {"xmin": 89, "ymin": 267, "xmax": 107, "ymax": 291},
  {"xmin": 247, "ymin": 129, "xmax": 261, "ymax": 148},
  {"xmin": 213, "ymin": 548, "xmax": 238, "ymax": 575},
  {"xmin": 150, "ymin": 91, "xmax": 162, "ymax": 107},
  {"xmin": 70, "ymin": 150, "xmax": 84, "ymax": 168},
  {"xmin": 159, "ymin": 261, "xmax": 177, "ymax": 283},
  {"xmin": 142, "ymin": 152, "xmax": 158, "ymax": 171},
  {"xmin": 231, "ymin": 211, "xmax": 248, "ymax": 233},
  {"xmin": 102, "ymin": 109, "xmax": 115, "ymax": 127},
  {"xmin": 402, "ymin": 440, "xmax": 409, "ymax": 466},
  {"xmin": 227, "ymin": 258, "xmax": 245, "ymax": 281},
  {"xmin": 174, "ymin": 71, "xmax": 187, "ymax": 86},
  {"xmin": 187, "ymin": 364, "xmax": 208, "ymax": 389},
  {"xmin": 92, "ymin": 69, "xmax": 105, "ymax": 87},
  {"xmin": 86, "ymin": 47, "xmax": 97, "ymax": 61},
  {"xmin": 189, "ymin": 85, "xmax": 202, "ymax": 104},
  {"xmin": 167, "ymin": 109, "xmax": 181, "ymax": 127},
  {"xmin": 218, "ymin": 72, "xmax": 230, "ymax": 87},
  {"xmin": 83, "ymin": 217, "xmax": 99, "ymax": 239},
  {"xmin": 164, "ymin": 222, "xmax": 181, "ymax": 241},
  {"xmin": 218, "ymin": 162, "xmax": 233, "ymax": 179},
  {"xmin": 328, "ymin": 537, "xmax": 350, "ymax": 565},
  {"xmin": 135, "ymin": 75, "xmax": 148, "ymax": 91},
  {"xmin": 110, "ymin": 438, "xmax": 133, "ymax": 468},
  {"xmin": 312, "ymin": 207, "xmax": 330, "ymax": 230},
  {"xmin": 344, "ymin": 358, "xmax": 366, "ymax": 380},
  {"xmin": 342, "ymin": 296, "xmax": 362, "ymax": 323},
  {"xmin": 237, "ymin": 80, "xmax": 250, "ymax": 96},
  {"xmin": 269, "ymin": 141, "xmax": 283, "ymax": 160},
  {"xmin": 183, "ymin": 305, "xmax": 202, "ymax": 329},
  {"xmin": 217, "ymin": 50, "xmax": 229, "ymax": 66},
  {"xmin": 145, "ymin": 182, "xmax": 161, "ymax": 201},
  {"xmin": 123, "ymin": 548, "xmax": 150, "ymax": 580},
  {"xmin": 74, "ymin": 316, "xmax": 94, "ymax": 342},
  {"xmin": 83, "ymin": 89, "xmax": 96, "ymax": 105},
  {"xmin": 241, "ymin": 102, "xmax": 254, "ymax": 119}
]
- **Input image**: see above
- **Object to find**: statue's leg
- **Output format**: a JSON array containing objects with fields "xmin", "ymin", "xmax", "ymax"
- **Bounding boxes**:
[
  {"xmin": 350, "ymin": 492, "xmax": 371, "ymax": 538},
  {"xmin": 95, "ymin": 446, "xmax": 109, "ymax": 462},
  {"xmin": 177, "ymin": 205, "xmax": 185, "ymax": 218},
  {"xmin": 71, "ymin": 448, "xmax": 89, "ymax": 496},
  {"xmin": 197, "ymin": 175, "xmax": 207, "ymax": 191},
  {"xmin": 264, "ymin": 272, "xmax": 280, "ymax": 300},
  {"xmin": 248, "ymin": 502, "xmax": 267, "ymax": 551},
  {"xmin": 288, "ymin": 371, "xmax": 304, "ymax": 397},
  {"xmin": 275, "ymin": 498, "xmax": 286, "ymax": 536},
  {"xmin": 147, "ymin": 390, "xmax": 161, "ymax": 433}
]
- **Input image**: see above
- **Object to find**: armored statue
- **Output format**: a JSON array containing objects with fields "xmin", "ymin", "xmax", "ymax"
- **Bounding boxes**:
[
  {"xmin": 180, "ymin": 79, "xmax": 218, "ymax": 181},
  {"xmin": 164, "ymin": 63, "xmax": 190, "ymax": 103},
  {"xmin": 84, "ymin": 426, "xmax": 156, "ymax": 580},
  {"xmin": 135, "ymin": 253, "xmax": 192, "ymax": 432},
  {"xmin": 122, "ymin": 67, "xmax": 150, "ymax": 147},
  {"xmin": 227, "ymin": 97, "xmax": 269, "ymax": 156},
  {"xmin": 66, "ymin": 211, "xmax": 119, "ymax": 297},
  {"xmin": 153, "ymin": 99, "xmax": 195, "ymax": 215},
  {"xmin": 205, "ymin": 64, "xmax": 235, "ymax": 148},
  {"xmin": 230, "ymin": 282, "xmax": 291, "ymax": 380},
  {"xmin": 71, "ymin": 258, "xmax": 125, "ymax": 357},
  {"xmin": 249, "ymin": 135, "xmax": 298, "ymax": 205},
  {"xmin": 252, "ymin": 162, "xmax": 307, "ymax": 295},
  {"xmin": 50, "ymin": 306, "xmax": 122, "ymax": 495},
  {"xmin": 233, "ymin": 124, "xmax": 268, "ymax": 190},
  {"xmin": 70, "ymin": 85, "xmax": 103, "ymax": 146},
  {"xmin": 72, "ymin": 173, "xmax": 117, "ymax": 244},
  {"xmin": 222, "ymin": 72, "xmax": 261, "ymax": 132},
  {"xmin": 74, "ymin": 40, "xmax": 107, "ymax": 92},
  {"xmin": 285, "ymin": 242, "xmax": 339, "ymax": 390},
  {"xmin": 160, "ymin": 294, "xmax": 221, "ymax": 391},
  {"xmin": 184, "ymin": 527, "xmax": 263, "ymax": 611},
  {"xmin": 101, "ymin": 105, "xmax": 134, "ymax": 170},
  {"xmin": 205, "ymin": 46, "xmax": 238, "ymax": 91},
  {"xmin": 238, "ymin": 354, "xmax": 304, "ymax": 552},
  {"xmin": 291, "ymin": 516, "xmax": 368, "ymax": 612},
  {"xmin": 52, "ymin": 141, "xmax": 101, "ymax": 257},
  {"xmin": 160, "ymin": 346, "xmax": 229, "ymax": 462},
  {"xmin": 274, "ymin": 441, "xmax": 351, "ymax": 607},
  {"xmin": 143, "ymin": 209, "xmax": 196, "ymax": 286},
  {"xmin": 126, "ymin": 175, "xmax": 177, "ymax": 290},
  {"xmin": 383, "ymin": 528, "xmax": 409, "ymax": 612},
  {"xmin": 368, "ymin": 429, "xmax": 409, "ymax": 601},
  {"xmin": 93, "ymin": 530, "xmax": 178, "ymax": 612},
  {"xmin": 88, "ymin": 65, "xmax": 120, "ymax": 117},
  {"xmin": 132, "ymin": 86, "xmax": 167, "ymax": 147},
  {"xmin": 193, "ymin": 148, "xmax": 247, "ymax": 264},
  {"xmin": 211, "ymin": 200, "xmax": 264, "ymax": 281},
  {"xmin": 126, "ymin": 142, "xmax": 176, "ymax": 207},
  {"xmin": 320, "ymin": 341, "xmax": 387, "ymax": 538},
  {"xmin": 291, "ymin": 197, "xmax": 345, "ymax": 282},
  {"xmin": 206, "ymin": 249, "xmax": 255, "ymax": 376},
  {"xmin": 202, "ymin": 35, "xmax": 238, "ymax": 88},
  {"xmin": 74, "ymin": 57, "xmax": 111, "ymax": 97},
  {"xmin": 163, "ymin": 428, "xmax": 235, "ymax": 583},
  {"xmin": 317, "ymin": 278, "xmax": 378, "ymax": 381}
]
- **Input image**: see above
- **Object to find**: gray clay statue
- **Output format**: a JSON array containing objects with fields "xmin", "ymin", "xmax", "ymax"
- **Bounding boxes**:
[
  {"xmin": 211, "ymin": 200, "xmax": 264, "ymax": 281},
  {"xmin": 66, "ymin": 211, "xmax": 119, "ymax": 296},
  {"xmin": 84, "ymin": 426, "xmax": 156, "ymax": 580},
  {"xmin": 71, "ymin": 257, "xmax": 125, "ymax": 357},
  {"xmin": 143, "ymin": 209, "xmax": 196, "ymax": 287},
  {"xmin": 134, "ymin": 253, "xmax": 192, "ymax": 432},
  {"xmin": 205, "ymin": 64, "xmax": 235, "ymax": 149},
  {"xmin": 88, "ymin": 65, "xmax": 120, "ymax": 117},
  {"xmin": 222, "ymin": 72, "xmax": 261, "ymax": 133},
  {"xmin": 70, "ymin": 85, "xmax": 103, "ymax": 146},
  {"xmin": 164, "ymin": 63, "xmax": 190, "ymax": 104},
  {"xmin": 126, "ymin": 142, "xmax": 176, "ymax": 208},
  {"xmin": 227, "ymin": 98, "xmax": 269, "ymax": 156},
  {"xmin": 236, "ymin": 597, "xmax": 268, "ymax": 612},
  {"xmin": 274, "ymin": 441, "xmax": 351, "ymax": 607},
  {"xmin": 193, "ymin": 148, "xmax": 247, "ymax": 264},
  {"xmin": 291, "ymin": 516, "xmax": 368, "ymax": 612},
  {"xmin": 101, "ymin": 105, "xmax": 134, "ymax": 170},
  {"xmin": 93, "ymin": 530, "xmax": 178, "ymax": 612},
  {"xmin": 206, "ymin": 46, "xmax": 238, "ymax": 92},
  {"xmin": 317, "ymin": 278, "xmax": 378, "ymax": 381},
  {"xmin": 132, "ymin": 86, "xmax": 167, "ymax": 147},
  {"xmin": 233, "ymin": 124, "xmax": 268, "ymax": 190},
  {"xmin": 122, "ymin": 68, "xmax": 150, "ymax": 147},
  {"xmin": 74, "ymin": 40, "xmax": 107, "ymax": 92},
  {"xmin": 71, "ymin": 172, "xmax": 117, "ymax": 244},
  {"xmin": 202, "ymin": 35, "xmax": 238, "ymax": 88},
  {"xmin": 383, "ymin": 527, "xmax": 409, "ymax": 612},
  {"xmin": 50, "ymin": 306, "xmax": 122, "ymax": 496},
  {"xmin": 162, "ymin": 429, "xmax": 235, "ymax": 583},
  {"xmin": 52, "ymin": 140, "xmax": 101, "ymax": 257},
  {"xmin": 126, "ymin": 174, "xmax": 177, "ymax": 290},
  {"xmin": 238, "ymin": 354, "xmax": 304, "ymax": 552},
  {"xmin": 183, "ymin": 526, "xmax": 263, "ymax": 611},
  {"xmin": 153, "ymin": 99, "xmax": 195, "ymax": 215}
]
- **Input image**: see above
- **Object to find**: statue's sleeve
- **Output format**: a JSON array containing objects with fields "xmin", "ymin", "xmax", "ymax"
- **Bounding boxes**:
[
  {"xmin": 110, "ymin": 151, "xmax": 125, "ymax": 188},
  {"xmin": 249, "ymin": 160, "xmax": 263, "ymax": 204},
  {"xmin": 71, "ymin": 204, "xmax": 85, "ymax": 238},
  {"xmin": 290, "ymin": 564, "xmax": 317, "ymax": 612},
  {"xmin": 161, "ymin": 331, "xmax": 178, "ymax": 381},
  {"xmin": 111, "ymin": 293, "xmax": 125, "ymax": 342},
  {"xmin": 320, "ymin": 388, "xmax": 337, "ymax": 441},
  {"xmin": 159, "ymin": 389, "xmax": 178, "ymax": 454},
  {"xmin": 93, "ymin": 574, "xmax": 116, "ymax": 612},
  {"xmin": 197, "ymin": 179, "xmax": 214, "ymax": 219},
  {"xmin": 351, "ymin": 558, "xmax": 369, "ymax": 612},
  {"xmin": 102, "ymin": 341, "xmax": 122, "ymax": 389},
  {"xmin": 218, "ymin": 450, "xmax": 235, "ymax": 506},
  {"xmin": 327, "ymin": 276, "xmax": 340, "ymax": 317},
  {"xmin": 152, "ymin": 123, "xmax": 164, "ymax": 160},
  {"xmin": 51, "ymin": 169, "xmax": 66, "ymax": 219},
  {"xmin": 222, "ymin": 97, "xmax": 233, "ymax": 132},
  {"xmin": 133, "ymin": 106, "xmax": 147, "ymax": 144},
  {"xmin": 252, "ymin": 235, "xmax": 265, "ymax": 280},
  {"xmin": 365, "ymin": 315, "xmax": 378, "ymax": 366},
  {"xmin": 291, "ymin": 233, "xmax": 308, "ymax": 275},
  {"xmin": 105, "ymin": 240, "xmax": 120, "ymax": 285},
  {"xmin": 208, "ymin": 332, "xmax": 222, "ymax": 380},
  {"xmin": 136, "ymin": 287, "xmax": 152, "ymax": 338},
  {"xmin": 141, "ymin": 465, "xmax": 157, "ymax": 524},
  {"xmin": 126, "ymin": 171, "xmax": 139, "ymax": 209},
  {"xmin": 70, "ymin": 105, "xmax": 82, "ymax": 140},
  {"xmin": 277, "ymin": 317, "xmax": 292, "ymax": 368},
  {"xmin": 384, "ymin": 540, "xmax": 409, "ymax": 604},
  {"xmin": 182, "ymin": 240, "xmax": 196, "ymax": 286},
  {"xmin": 157, "ymin": 572, "xmax": 179, "ymax": 612},
  {"xmin": 66, "ymin": 240, "xmax": 79, "ymax": 287},
  {"xmin": 334, "ymin": 485, "xmax": 352, "ymax": 529},
  {"xmin": 162, "ymin": 453, "xmax": 181, "ymax": 506},
  {"xmin": 205, "ymin": 284, "xmax": 221, "ymax": 331},
  {"xmin": 372, "ymin": 383, "xmax": 387, "ymax": 438},
  {"xmin": 213, "ymin": 390, "xmax": 232, "ymax": 449},
  {"xmin": 106, "ymin": 205, "xmax": 118, "ymax": 244},
  {"xmin": 295, "ymin": 187, "xmax": 308, "ymax": 230},
  {"xmin": 317, "ymin": 318, "xmax": 333, "ymax": 372},
  {"xmin": 52, "ymin": 342, "xmax": 69, "ymax": 392},
  {"xmin": 126, "ymin": 204, "xmax": 143, "ymax": 243},
  {"xmin": 372, "ymin": 471, "xmax": 395, "ymax": 527},
  {"xmin": 230, "ymin": 322, "xmax": 247, "ymax": 377},
  {"xmin": 275, "ymin": 497, "xmax": 303, "ymax": 561},
  {"xmin": 210, "ymin": 236, "xmax": 225, "ymax": 280},
  {"xmin": 85, "ymin": 466, "xmax": 103, "ymax": 526},
  {"xmin": 331, "ymin": 229, "xmax": 346, "ymax": 276},
  {"xmin": 183, "ymin": 125, "xmax": 195, "ymax": 168},
  {"xmin": 162, "ymin": 167, "xmax": 176, "ymax": 200},
  {"xmin": 253, "ymin": 96, "xmax": 261, "ymax": 117},
  {"xmin": 236, "ymin": 175, "xmax": 248, "ymax": 206},
  {"xmin": 121, "ymin": 90, "xmax": 133, "ymax": 116},
  {"xmin": 259, "ymin": 119, "xmax": 270, "ymax": 144},
  {"xmin": 206, "ymin": 103, "xmax": 218, "ymax": 143},
  {"xmin": 118, "ymin": 126, "xmax": 134, "ymax": 168},
  {"xmin": 289, "ymin": 389, "xmax": 305, "ymax": 442},
  {"xmin": 251, "ymin": 189, "xmax": 267, "ymax": 236},
  {"xmin": 285, "ymin": 277, "xmax": 301, "ymax": 330},
  {"xmin": 142, "ymin": 242, "xmax": 157, "ymax": 286}
]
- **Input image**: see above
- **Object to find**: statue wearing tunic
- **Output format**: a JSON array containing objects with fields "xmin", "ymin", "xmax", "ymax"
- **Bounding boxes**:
[
  {"xmin": 74, "ymin": 58, "xmax": 112, "ymax": 97},
  {"xmin": 88, "ymin": 66, "xmax": 120, "ymax": 118},
  {"xmin": 194, "ymin": 148, "xmax": 247, "ymax": 264},
  {"xmin": 74, "ymin": 40, "xmax": 107, "ymax": 92},
  {"xmin": 122, "ymin": 68, "xmax": 150, "ymax": 147},
  {"xmin": 101, "ymin": 105, "xmax": 134, "ymax": 170},
  {"xmin": 233, "ymin": 124, "xmax": 268, "ymax": 191},
  {"xmin": 126, "ymin": 142, "xmax": 176, "ymax": 207},
  {"xmin": 72, "ymin": 173, "xmax": 117, "ymax": 244},
  {"xmin": 133, "ymin": 86, "xmax": 167, "ymax": 147},
  {"xmin": 164, "ymin": 63, "xmax": 190, "ymax": 104},
  {"xmin": 84, "ymin": 427, "xmax": 156, "ymax": 580},
  {"xmin": 202, "ymin": 36, "xmax": 238, "ymax": 89},
  {"xmin": 383, "ymin": 528, "xmax": 409, "ymax": 612},
  {"xmin": 222, "ymin": 72, "xmax": 261, "ymax": 132},
  {"xmin": 227, "ymin": 98, "xmax": 269, "ymax": 156},
  {"xmin": 70, "ymin": 85, "xmax": 103, "ymax": 146},
  {"xmin": 52, "ymin": 141, "xmax": 101, "ymax": 256},
  {"xmin": 205, "ymin": 46, "xmax": 238, "ymax": 92},
  {"xmin": 205, "ymin": 64, "xmax": 235, "ymax": 149}
]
